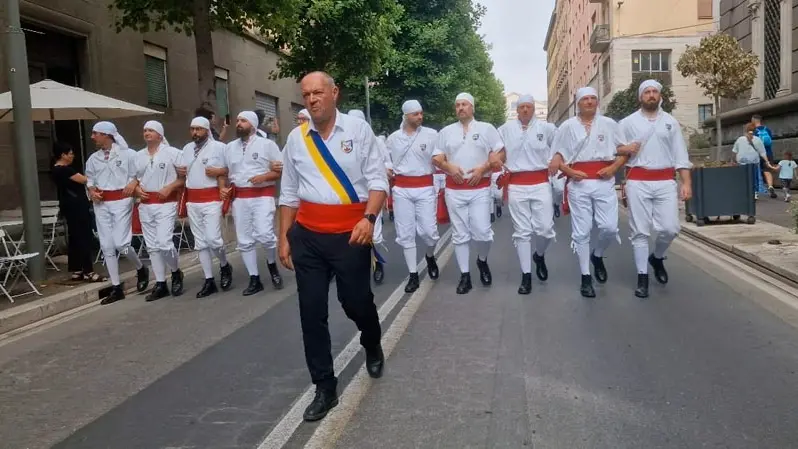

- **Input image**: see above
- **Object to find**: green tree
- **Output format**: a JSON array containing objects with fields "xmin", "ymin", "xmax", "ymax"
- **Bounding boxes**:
[
  {"xmin": 604, "ymin": 74, "xmax": 677, "ymax": 121},
  {"xmin": 677, "ymin": 33, "xmax": 759, "ymax": 160}
]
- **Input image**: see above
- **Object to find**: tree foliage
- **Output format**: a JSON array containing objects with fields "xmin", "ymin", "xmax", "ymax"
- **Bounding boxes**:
[{"xmin": 605, "ymin": 74, "xmax": 677, "ymax": 121}]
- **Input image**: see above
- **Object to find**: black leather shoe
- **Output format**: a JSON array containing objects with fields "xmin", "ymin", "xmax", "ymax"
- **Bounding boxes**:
[
  {"xmin": 533, "ymin": 252, "xmax": 548, "ymax": 281},
  {"xmin": 553, "ymin": 204, "xmax": 560, "ymax": 218},
  {"xmin": 426, "ymin": 255, "xmax": 439, "ymax": 280},
  {"xmin": 101, "ymin": 285, "xmax": 126, "ymax": 305},
  {"xmin": 373, "ymin": 262, "xmax": 384, "ymax": 285},
  {"xmin": 196, "ymin": 279, "xmax": 218, "ymax": 298},
  {"xmin": 145, "ymin": 282, "xmax": 170, "ymax": 302},
  {"xmin": 170, "ymin": 270, "xmax": 184, "ymax": 296},
  {"xmin": 634, "ymin": 273, "xmax": 650, "ymax": 298},
  {"xmin": 456, "ymin": 273, "xmax": 472, "ymax": 294},
  {"xmin": 518, "ymin": 273, "xmax": 532, "ymax": 295},
  {"xmin": 476, "ymin": 258, "xmax": 492, "ymax": 286},
  {"xmin": 268, "ymin": 262, "xmax": 284, "ymax": 290},
  {"xmin": 136, "ymin": 266, "xmax": 150, "ymax": 293},
  {"xmin": 591, "ymin": 252, "xmax": 608, "ymax": 284},
  {"xmin": 242, "ymin": 275, "xmax": 264, "ymax": 296},
  {"xmin": 490, "ymin": 213, "xmax": 496, "ymax": 223},
  {"xmin": 405, "ymin": 273, "xmax": 420, "ymax": 293},
  {"xmin": 580, "ymin": 274, "xmax": 596, "ymax": 298},
  {"xmin": 496, "ymin": 205, "xmax": 503, "ymax": 218},
  {"xmin": 219, "ymin": 263, "xmax": 233, "ymax": 291},
  {"xmin": 365, "ymin": 345, "xmax": 385, "ymax": 378},
  {"xmin": 648, "ymin": 254, "xmax": 669, "ymax": 284},
  {"xmin": 303, "ymin": 389, "xmax": 339, "ymax": 422}
]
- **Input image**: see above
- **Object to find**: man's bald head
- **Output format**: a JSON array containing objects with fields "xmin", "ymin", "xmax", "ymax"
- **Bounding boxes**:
[{"xmin": 301, "ymin": 71, "xmax": 339, "ymax": 125}]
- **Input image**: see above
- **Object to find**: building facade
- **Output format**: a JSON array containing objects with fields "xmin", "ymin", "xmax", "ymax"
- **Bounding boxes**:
[
  {"xmin": 0, "ymin": 0, "xmax": 304, "ymax": 208},
  {"xmin": 713, "ymin": 0, "xmax": 798, "ymax": 157}
]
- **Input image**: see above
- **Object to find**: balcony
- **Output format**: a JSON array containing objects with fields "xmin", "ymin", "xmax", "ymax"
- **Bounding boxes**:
[{"xmin": 590, "ymin": 24, "xmax": 610, "ymax": 54}]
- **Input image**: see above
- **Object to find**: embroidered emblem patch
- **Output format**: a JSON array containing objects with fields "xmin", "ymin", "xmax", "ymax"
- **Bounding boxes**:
[
  {"xmin": 419, "ymin": 144, "xmax": 427, "ymax": 151},
  {"xmin": 202, "ymin": 158, "xmax": 209, "ymax": 164},
  {"xmin": 158, "ymin": 162, "xmax": 166, "ymax": 169},
  {"xmin": 115, "ymin": 160, "xmax": 122, "ymax": 167},
  {"xmin": 472, "ymin": 134, "xmax": 480, "ymax": 141},
  {"xmin": 537, "ymin": 133, "xmax": 544, "ymax": 141},
  {"xmin": 598, "ymin": 134, "xmax": 605, "ymax": 142},
  {"xmin": 252, "ymin": 152, "xmax": 259, "ymax": 160},
  {"xmin": 341, "ymin": 139, "xmax": 354, "ymax": 153},
  {"xmin": 665, "ymin": 124, "xmax": 672, "ymax": 131}
]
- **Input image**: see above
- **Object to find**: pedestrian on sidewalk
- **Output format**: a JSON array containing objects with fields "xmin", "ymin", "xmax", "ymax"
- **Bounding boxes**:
[
  {"xmin": 85, "ymin": 121, "xmax": 150, "ymax": 304},
  {"xmin": 385, "ymin": 99, "xmax": 441, "ymax": 293},
  {"xmin": 433, "ymin": 92, "xmax": 506, "ymax": 294},
  {"xmin": 732, "ymin": 122, "xmax": 773, "ymax": 200},
  {"xmin": 617, "ymin": 80, "xmax": 693, "ymax": 299},
  {"xmin": 776, "ymin": 151, "xmax": 797, "ymax": 202},
  {"xmin": 752, "ymin": 115, "xmax": 777, "ymax": 198},
  {"xmin": 278, "ymin": 71, "xmax": 388, "ymax": 422},
  {"xmin": 51, "ymin": 142, "xmax": 104, "ymax": 283},
  {"xmin": 134, "ymin": 121, "xmax": 185, "ymax": 301},
  {"xmin": 497, "ymin": 94, "xmax": 557, "ymax": 295}
]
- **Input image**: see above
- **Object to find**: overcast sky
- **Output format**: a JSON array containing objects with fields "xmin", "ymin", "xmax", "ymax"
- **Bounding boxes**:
[{"xmin": 478, "ymin": 0, "xmax": 555, "ymax": 101}]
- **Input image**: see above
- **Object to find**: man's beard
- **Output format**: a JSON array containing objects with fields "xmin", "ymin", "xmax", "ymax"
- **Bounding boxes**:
[
  {"xmin": 641, "ymin": 100, "xmax": 659, "ymax": 112},
  {"xmin": 236, "ymin": 127, "xmax": 250, "ymax": 139},
  {"xmin": 192, "ymin": 135, "xmax": 208, "ymax": 145}
]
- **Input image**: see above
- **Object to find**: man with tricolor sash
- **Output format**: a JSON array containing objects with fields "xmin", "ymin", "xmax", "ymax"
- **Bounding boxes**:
[
  {"xmin": 617, "ymin": 79, "xmax": 692, "ymax": 298},
  {"xmin": 278, "ymin": 72, "xmax": 389, "ymax": 422},
  {"xmin": 86, "ymin": 121, "xmax": 150, "ymax": 304},
  {"xmin": 432, "ymin": 92, "xmax": 505, "ymax": 295},
  {"xmin": 385, "ymin": 99, "xmax": 441, "ymax": 293},
  {"xmin": 549, "ymin": 87, "xmax": 627, "ymax": 298},
  {"xmin": 222, "ymin": 111, "xmax": 284, "ymax": 296},
  {"xmin": 175, "ymin": 117, "xmax": 233, "ymax": 298},
  {"xmin": 497, "ymin": 94, "xmax": 557, "ymax": 295}
]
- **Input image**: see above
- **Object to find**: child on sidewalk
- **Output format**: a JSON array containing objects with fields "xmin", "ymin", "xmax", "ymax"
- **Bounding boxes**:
[{"xmin": 777, "ymin": 152, "xmax": 797, "ymax": 202}]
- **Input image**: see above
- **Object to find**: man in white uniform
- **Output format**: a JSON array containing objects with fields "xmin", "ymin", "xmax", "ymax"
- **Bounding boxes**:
[
  {"xmin": 86, "ymin": 121, "xmax": 149, "ymax": 304},
  {"xmin": 223, "ymin": 111, "xmax": 284, "ymax": 295},
  {"xmin": 550, "ymin": 87, "xmax": 628, "ymax": 298},
  {"xmin": 497, "ymin": 95, "xmax": 557, "ymax": 295},
  {"xmin": 176, "ymin": 117, "xmax": 233, "ymax": 298},
  {"xmin": 297, "ymin": 108, "xmax": 310, "ymax": 126},
  {"xmin": 134, "ymin": 121, "xmax": 184, "ymax": 301},
  {"xmin": 385, "ymin": 100, "xmax": 440, "ymax": 293},
  {"xmin": 618, "ymin": 79, "xmax": 692, "ymax": 298},
  {"xmin": 432, "ymin": 92, "xmax": 505, "ymax": 294}
]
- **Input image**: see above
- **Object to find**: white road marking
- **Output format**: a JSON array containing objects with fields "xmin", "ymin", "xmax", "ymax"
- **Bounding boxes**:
[{"xmin": 257, "ymin": 227, "xmax": 453, "ymax": 449}]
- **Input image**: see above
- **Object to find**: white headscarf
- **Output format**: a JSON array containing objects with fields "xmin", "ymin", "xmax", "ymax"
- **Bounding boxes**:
[
  {"xmin": 347, "ymin": 109, "xmax": 367, "ymax": 121},
  {"xmin": 456, "ymin": 92, "xmax": 475, "ymax": 107},
  {"xmin": 190, "ymin": 116, "xmax": 215, "ymax": 141},
  {"xmin": 575, "ymin": 87, "xmax": 600, "ymax": 115},
  {"xmin": 400, "ymin": 100, "xmax": 423, "ymax": 130},
  {"xmin": 298, "ymin": 109, "xmax": 310, "ymax": 119},
  {"xmin": 92, "ymin": 121, "xmax": 129, "ymax": 150},
  {"xmin": 638, "ymin": 79, "xmax": 664, "ymax": 109},
  {"xmin": 237, "ymin": 111, "xmax": 259, "ymax": 132},
  {"xmin": 517, "ymin": 94, "xmax": 535, "ymax": 106},
  {"xmin": 143, "ymin": 120, "xmax": 169, "ymax": 147}
]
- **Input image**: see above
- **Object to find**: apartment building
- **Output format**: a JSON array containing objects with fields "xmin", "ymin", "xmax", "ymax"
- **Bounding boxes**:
[
  {"xmin": 546, "ymin": 0, "xmax": 718, "ymax": 130},
  {"xmin": 504, "ymin": 92, "xmax": 548, "ymax": 122},
  {"xmin": 0, "ymin": 0, "xmax": 303, "ymax": 208}
]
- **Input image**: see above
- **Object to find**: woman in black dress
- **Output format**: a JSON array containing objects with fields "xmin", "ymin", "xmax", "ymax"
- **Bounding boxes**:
[{"xmin": 51, "ymin": 142, "xmax": 103, "ymax": 282}]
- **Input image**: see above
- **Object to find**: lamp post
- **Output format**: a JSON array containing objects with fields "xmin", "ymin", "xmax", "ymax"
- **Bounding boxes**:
[{"xmin": 364, "ymin": 76, "xmax": 371, "ymax": 125}]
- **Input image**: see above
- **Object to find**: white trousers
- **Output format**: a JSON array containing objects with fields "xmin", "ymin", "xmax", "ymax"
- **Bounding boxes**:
[
  {"xmin": 187, "ymin": 201, "xmax": 224, "ymax": 251},
  {"xmin": 95, "ymin": 198, "xmax": 134, "ymax": 254},
  {"xmin": 139, "ymin": 203, "xmax": 178, "ymax": 254},
  {"xmin": 232, "ymin": 196, "xmax": 277, "ymax": 252},
  {"xmin": 393, "ymin": 185, "xmax": 439, "ymax": 249},
  {"xmin": 433, "ymin": 173, "xmax": 446, "ymax": 195},
  {"xmin": 568, "ymin": 178, "xmax": 620, "ymax": 275},
  {"xmin": 551, "ymin": 174, "xmax": 565, "ymax": 206},
  {"xmin": 446, "ymin": 187, "xmax": 493, "ymax": 245},
  {"xmin": 509, "ymin": 182, "xmax": 555, "ymax": 242},
  {"xmin": 626, "ymin": 179, "xmax": 680, "ymax": 274},
  {"xmin": 490, "ymin": 172, "xmax": 503, "ymax": 203}
]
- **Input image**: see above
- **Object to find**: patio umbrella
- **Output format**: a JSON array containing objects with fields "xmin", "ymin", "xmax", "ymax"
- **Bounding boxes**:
[{"xmin": 0, "ymin": 79, "xmax": 162, "ymax": 122}]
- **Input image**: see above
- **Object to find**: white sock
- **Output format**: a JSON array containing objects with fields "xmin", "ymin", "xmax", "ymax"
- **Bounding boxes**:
[
  {"xmin": 575, "ymin": 242, "xmax": 591, "ymax": 275},
  {"xmin": 474, "ymin": 240, "xmax": 491, "ymax": 262},
  {"xmin": 199, "ymin": 249, "xmax": 214, "ymax": 279},
  {"xmin": 454, "ymin": 243, "xmax": 470, "ymax": 273},
  {"xmin": 163, "ymin": 250, "xmax": 178, "ymax": 273},
  {"xmin": 266, "ymin": 247, "xmax": 276, "ymax": 264},
  {"xmin": 425, "ymin": 246, "xmax": 435, "ymax": 257},
  {"xmin": 535, "ymin": 236, "xmax": 552, "ymax": 256},
  {"xmin": 516, "ymin": 241, "xmax": 532, "ymax": 274},
  {"xmin": 242, "ymin": 249, "xmax": 259, "ymax": 276},
  {"xmin": 653, "ymin": 234, "xmax": 674, "ymax": 259},
  {"xmin": 105, "ymin": 251, "xmax": 121, "ymax": 285},
  {"xmin": 150, "ymin": 252, "xmax": 166, "ymax": 282},
  {"xmin": 403, "ymin": 247, "xmax": 417, "ymax": 273},
  {"xmin": 125, "ymin": 247, "xmax": 144, "ymax": 270},
  {"xmin": 593, "ymin": 234, "xmax": 615, "ymax": 258},
  {"xmin": 633, "ymin": 244, "xmax": 649, "ymax": 274},
  {"xmin": 213, "ymin": 247, "xmax": 228, "ymax": 266}
]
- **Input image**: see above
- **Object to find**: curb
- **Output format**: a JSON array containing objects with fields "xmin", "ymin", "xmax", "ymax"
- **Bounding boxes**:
[{"xmin": 0, "ymin": 242, "xmax": 238, "ymax": 336}]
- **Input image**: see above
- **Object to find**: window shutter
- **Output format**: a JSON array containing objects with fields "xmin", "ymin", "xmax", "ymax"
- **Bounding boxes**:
[
  {"xmin": 698, "ymin": 0, "xmax": 713, "ymax": 19},
  {"xmin": 215, "ymin": 78, "xmax": 229, "ymax": 118},
  {"xmin": 255, "ymin": 92, "xmax": 278, "ymax": 119},
  {"xmin": 145, "ymin": 56, "xmax": 168, "ymax": 107},
  {"xmin": 291, "ymin": 103, "xmax": 304, "ymax": 125}
]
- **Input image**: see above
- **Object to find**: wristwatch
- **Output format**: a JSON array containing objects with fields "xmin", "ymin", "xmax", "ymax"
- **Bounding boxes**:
[{"xmin": 364, "ymin": 213, "xmax": 377, "ymax": 224}]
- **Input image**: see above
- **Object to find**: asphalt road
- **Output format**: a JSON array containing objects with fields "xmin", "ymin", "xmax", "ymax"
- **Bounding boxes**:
[{"xmin": 2, "ymin": 211, "xmax": 798, "ymax": 449}]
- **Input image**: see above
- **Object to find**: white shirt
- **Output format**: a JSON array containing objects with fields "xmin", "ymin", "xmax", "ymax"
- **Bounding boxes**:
[
  {"xmin": 376, "ymin": 136, "xmax": 393, "ymax": 171},
  {"xmin": 552, "ymin": 115, "xmax": 623, "ymax": 163},
  {"xmin": 432, "ymin": 119, "xmax": 504, "ymax": 178},
  {"xmin": 85, "ymin": 144, "xmax": 137, "ymax": 190},
  {"xmin": 135, "ymin": 144, "xmax": 182, "ymax": 192},
  {"xmin": 225, "ymin": 134, "xmax": 283, "ymax": 188},
  {"xmin": 179, "ymin": 139, "xmax": 227, "ymax": 189},
  {"xmin": 279, "ymin": 110, "xmax": 390, "ymax": 207},
  {"xmin": 619, "ymin": 110, "xmax": 692, "ymax": 170},
  {"xmin": 498, "ymin": 119, "xmax": 557, "ymax": 172},
  {"xmin": 386, "ymin": 126, "xmax": 438, "ymax": 176}
]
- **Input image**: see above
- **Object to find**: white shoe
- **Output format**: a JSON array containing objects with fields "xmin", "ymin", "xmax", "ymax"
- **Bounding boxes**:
[{"xmin": 754, "ymin": 193, "xmax": 759, "ymax": 200}]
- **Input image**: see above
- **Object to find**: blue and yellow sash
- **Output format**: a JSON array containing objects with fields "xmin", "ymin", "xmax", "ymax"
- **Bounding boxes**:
[{"xmin": 301, "ymin": 123, "xmax": 386, "ymax": 267}]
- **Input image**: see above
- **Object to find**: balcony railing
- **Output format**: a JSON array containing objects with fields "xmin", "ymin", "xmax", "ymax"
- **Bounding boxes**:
[{"xmin": 590, "ymin": 24, "xmax": 610, "ymax": 54}]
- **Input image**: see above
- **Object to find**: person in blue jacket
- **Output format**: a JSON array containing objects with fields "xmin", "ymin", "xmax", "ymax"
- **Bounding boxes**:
[{"xmin": 752, "ymin": 114, "xmax": 777, "ymax": 197}]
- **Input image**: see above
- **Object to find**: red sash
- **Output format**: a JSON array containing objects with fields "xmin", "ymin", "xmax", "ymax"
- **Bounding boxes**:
[
  {"xmin": 234, "ymin": 185, "xmax": 276, "ymax": 198},
  {"xmin": 436, "ymin": 190, "xmax": 449, "ymax": 224},
  {"xmin": 178, "ymin": 187, "xmax": 231, "ymax": 218},
  {"xmin": 445, "ymin": 176, "xmax": 491, "ymax": 190},
  {"xmin": 561, "ymin": 161, "xmax": 613, "ymax": 216},
  {"xmin": 297, "ymin": 201, "xmax": 367, "ymax": 234}
]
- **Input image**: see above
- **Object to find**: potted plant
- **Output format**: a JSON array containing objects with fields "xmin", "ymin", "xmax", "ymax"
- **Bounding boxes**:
[{"xmin": 684, "ymin": 158, "xmax": 757, "ymax": 226}]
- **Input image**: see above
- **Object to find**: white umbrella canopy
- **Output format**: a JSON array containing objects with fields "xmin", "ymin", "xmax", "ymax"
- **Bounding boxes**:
[{"xmin": 0, "ymin": 79, "xmax": 162, "ymax": 122}]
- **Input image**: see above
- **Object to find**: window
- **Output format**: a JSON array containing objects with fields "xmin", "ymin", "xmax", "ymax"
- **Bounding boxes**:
[
  {"xmin": 698, "ymin": 104, "xmax": 713, "ymax": 123},
  {"xmin": 215, "ymin": 67, "xmax": 229, "ymax": 120},
  {"xmin": 291, "ymin": 102, "xmax": 304, "ymax": 125},
  {"xmin": 144, "ymin": 43, "xmax": 168, "ymax": 107},
  {"xmin": 255, "ymin": 91, "xmax": 279, "ymax": 140},
  {"xmin": 632, "ymin": 50, "xmax": 672, "ymax": 84}
]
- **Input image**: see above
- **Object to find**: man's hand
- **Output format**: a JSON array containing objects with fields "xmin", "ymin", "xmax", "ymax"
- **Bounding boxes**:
[
  {"xmin": 157, "ymin": 185, "xmax": 173, "ymax": 200},
  {"xmin": 488, "ymin": 152, "xmax": 504, "ymax": 171},
  {"xmin": 136, "ymin": 186, "xmax": 150, "ymax": 201},
  {"xmin": 175, "ymin": 165, "xmax": 187, "ymax": 177},
  {"xmin": 206, "ymin": 166, "xmax": 225, "ymax": 178},
  {"xmin": 621, "ymin": 142, "xmax": 641, "ymax": 156},
  {"xmin": 467, "ymin": 163, "xmax": 489, "ymax": 186},
  {"xmin": 278, "ymin": 237, "xmax": 293, "ymax": 270},
  {"xmin": 248, "ymin": 174, "xmax": 269, "ymax": 185},
  {"xmin": 270, "ymin": 161, "xmax": 283, "ymax": 173},
  {"xmin": 446, "ymin": 163, "xmax": 466, "ymax": 184},
  {"xmin": 387, "ymin": 168, "xmax": 394, "ymax": 178},
  {"xmin": 349, "ymin": 218, "xmax": 374, "ymax": 246},
  {"xmin": 570, "ymin": 170, "xmax": 589, "ymax": 181},
  {"xmin": 219, "ymin": 186, "xmax": 233, "ymax": 201},
  {"xmin": 548, "ymin": 156, "xmax": 562, "ymax": 176},
  {"xmin": 680, "ymin": 182, "xmax": 693, "ymax": 201},
  {"xmin": 597, "ymin": 165, "xmax": 618, "ymax": 180},
  {"xmin": 123, "ymin": 180, "xmax": 138, "ymax": 197},
  {"xmin": 89, "ymin": 189, "xmax": 103, "ymax": 203}
]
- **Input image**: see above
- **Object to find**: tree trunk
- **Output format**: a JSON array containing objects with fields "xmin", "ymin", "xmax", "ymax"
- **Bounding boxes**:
[
  {"xmin": 714, "ymin": 95, "xmax": 722, "ymax": 162},
  {"xmin": 192, "ymin": 0, "xmax": 216, "ymax": 112}
]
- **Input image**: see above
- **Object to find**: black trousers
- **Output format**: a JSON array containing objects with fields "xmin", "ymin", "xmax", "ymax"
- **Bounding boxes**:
[
  {"xmin": 64, "ymin": 203, "xmax": 95, "ymax": 273},
  {"xmin": 288, "ymin": 223, "xmax": 381, "ymax": 392}
]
